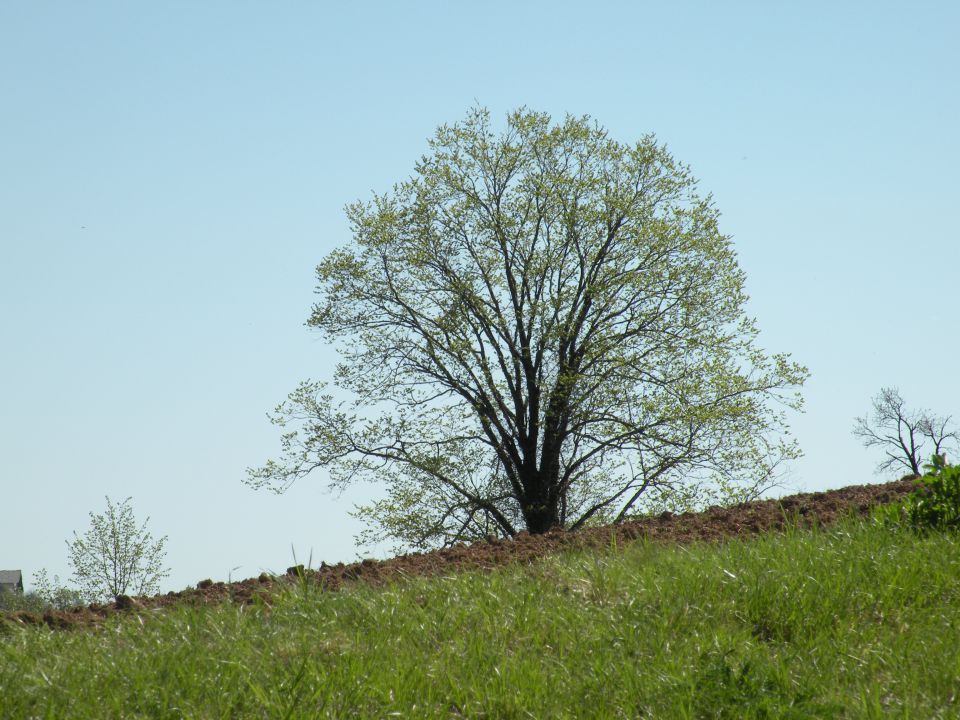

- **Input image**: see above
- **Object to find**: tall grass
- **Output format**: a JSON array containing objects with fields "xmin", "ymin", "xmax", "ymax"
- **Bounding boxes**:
[{"xmin": 2, "ymin": 519, "xmax": 959, "ymax": 718}]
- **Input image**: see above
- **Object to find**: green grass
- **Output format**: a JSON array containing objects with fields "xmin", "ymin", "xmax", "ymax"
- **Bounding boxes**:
[{"xmin": 3, "ymin": 520, "xmax": 960, "ymax": 718}]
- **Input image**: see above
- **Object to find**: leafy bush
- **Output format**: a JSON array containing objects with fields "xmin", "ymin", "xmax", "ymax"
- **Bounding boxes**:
[
  {"xmin": 0, "ymin": 590, "xmax": 49, "ymax": 613},
  {"xmin": 31, "ymin": 569, "xmax": 86, "ymax": 610},
  {"xmin": 876, "ymin": 454, "xmax": 960, "ymax": 531}
]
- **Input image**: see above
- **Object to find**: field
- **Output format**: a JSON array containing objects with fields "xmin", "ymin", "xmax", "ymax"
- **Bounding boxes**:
[{"xmin": 3, "ymin": 481, "xmax": 960, "ymax": 718}]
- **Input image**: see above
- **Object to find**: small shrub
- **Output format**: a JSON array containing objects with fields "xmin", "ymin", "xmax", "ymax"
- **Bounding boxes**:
[
  {"xmin": 0, "ymin": 591, "xmax": 49, "ymax": 614},
  {"xmin": 31, "ymin": 569, "xmax": 86, "ymax": 610},
  {"xmin": 876, "ymin": 454, "xmax": 960, "ymax": 531}
]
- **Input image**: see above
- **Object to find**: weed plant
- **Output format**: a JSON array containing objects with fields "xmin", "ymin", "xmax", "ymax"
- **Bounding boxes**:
[{"xmin": 2, "ymin": 519, "xmax": 960, "ymax": 718}]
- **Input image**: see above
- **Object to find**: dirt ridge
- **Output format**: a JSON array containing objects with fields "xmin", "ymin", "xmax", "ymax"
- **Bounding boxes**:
[{"xmin": 2, "ymin": 476, "xmax": 918, "ymax": 630}]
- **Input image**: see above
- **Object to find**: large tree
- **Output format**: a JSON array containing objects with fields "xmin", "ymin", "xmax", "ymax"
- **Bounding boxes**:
[{"xmin": 248, "ymin": 108, "xmax": 808, "ymax": 549}]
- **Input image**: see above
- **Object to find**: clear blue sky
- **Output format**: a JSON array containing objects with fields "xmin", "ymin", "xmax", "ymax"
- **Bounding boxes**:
[{"xmin": 2, "ymin": 2, "xmax": 957, "ymax": 593}]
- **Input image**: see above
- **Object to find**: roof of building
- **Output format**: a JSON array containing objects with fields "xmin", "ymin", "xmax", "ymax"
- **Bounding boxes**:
[{"xmin": 0, "ymin": 570, "xmax": 23, "ymax": 586}]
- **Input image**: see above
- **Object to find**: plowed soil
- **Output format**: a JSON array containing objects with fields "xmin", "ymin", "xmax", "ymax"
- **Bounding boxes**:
[{"xmin": 3, "ymin": 476, "xmax": 919, "ymax": 630}]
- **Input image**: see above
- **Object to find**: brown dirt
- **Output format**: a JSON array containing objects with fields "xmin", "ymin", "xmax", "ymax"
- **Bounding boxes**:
[{"xmin": 1, "ymin": 476, "xmax": 919, "ymax": 631}]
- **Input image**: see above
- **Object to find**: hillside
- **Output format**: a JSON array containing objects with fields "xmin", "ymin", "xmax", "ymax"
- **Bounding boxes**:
[{"xmin": 3, "ymin": 476, "xmax": 959, "ymax": 718}]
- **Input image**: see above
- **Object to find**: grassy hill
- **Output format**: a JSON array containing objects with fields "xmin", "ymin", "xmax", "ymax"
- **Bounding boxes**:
[{"xmin": 2, "ymin": 483, "xmax": 959, "ymax": 718}]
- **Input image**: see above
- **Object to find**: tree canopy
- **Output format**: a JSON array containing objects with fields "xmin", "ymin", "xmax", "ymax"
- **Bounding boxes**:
[{"xmin": 248, "ymin": 108, "xmax": 808, "ymax": 550}]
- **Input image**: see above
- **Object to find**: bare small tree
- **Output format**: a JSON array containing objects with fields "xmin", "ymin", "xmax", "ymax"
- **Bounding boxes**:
[
  {"xmin": 68, "ymin": 496, "xmax": 169, "ymax": 603},
  {"xmin": 853, "ymin": 387, "xmax": 959, "ymax": 477}
]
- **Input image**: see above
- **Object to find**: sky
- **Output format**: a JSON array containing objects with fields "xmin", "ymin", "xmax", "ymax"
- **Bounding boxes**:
[{"xmin": 1, "ymin": 1, "xmax": 958, "ymax": 594}]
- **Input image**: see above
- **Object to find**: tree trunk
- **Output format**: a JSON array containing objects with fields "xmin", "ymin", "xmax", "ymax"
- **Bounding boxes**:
[
  {"xmin": 520, "ymin": 466, "xmax": 562, "ymax": 534},
  {"xmin": 523, "ymin": 502, "xmax": 561, "ymax": 534}
]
